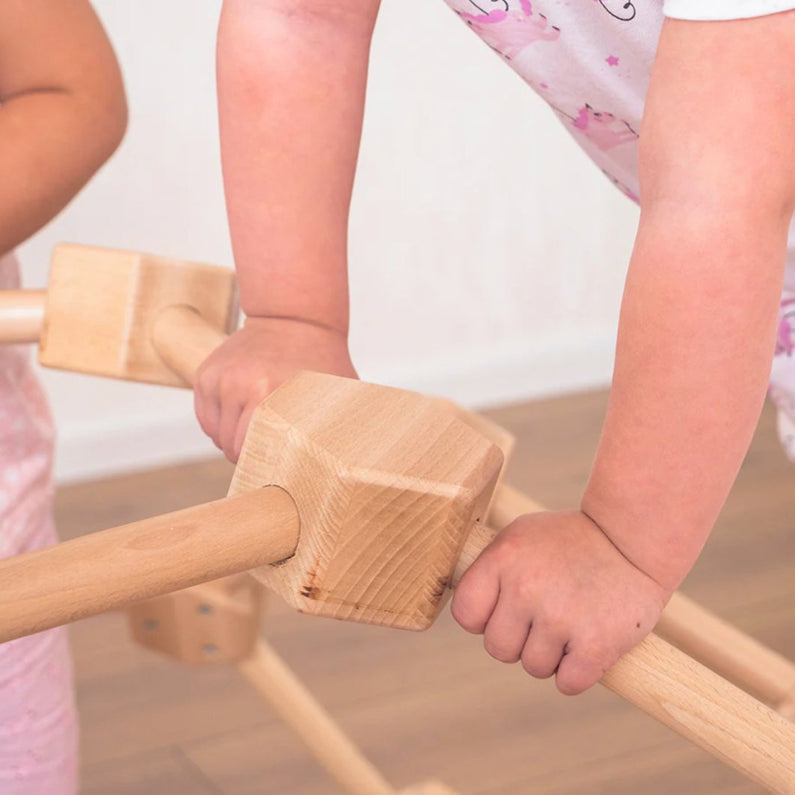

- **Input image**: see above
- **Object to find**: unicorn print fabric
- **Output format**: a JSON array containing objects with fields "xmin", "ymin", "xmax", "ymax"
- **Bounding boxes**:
[{"xmin": 443, "ymin": 0, "xmax": 795, "ymax": 459}]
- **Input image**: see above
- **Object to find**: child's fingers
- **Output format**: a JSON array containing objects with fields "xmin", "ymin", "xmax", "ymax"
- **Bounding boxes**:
[
  {"xmin": 481, "ymin": 598, "xmax": 532, "ymax": 663},
  {"xmin": 520, "ymin": 623, "xmax": 567, "ymax": 679},
  {"xmin": 450, "ymin": 559, "xmax": 500, "ymax": 634},
  {"xmin": 554, "ymin": 644, "xmax": 610, "ymax": 695}
]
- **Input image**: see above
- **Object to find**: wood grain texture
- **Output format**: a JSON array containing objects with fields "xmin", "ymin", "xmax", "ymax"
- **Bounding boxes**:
[
  {"xmin": 38, "ymin": 243, "xmax": 238, "ymax": 385},
  {"xmin": 58, "ymin": 390, "xmax": 795, "ymax": 793},
  {"xmin": 657, "ymin": 591, "xmax": 795, "ymax": 714},
  {"xmin": 151, "ymin": 303, "xmax": 229, "ymax": 387},
  {"xmin": 601, "ymin": 635, "xmax": 795, "ymax": 793},
  {"xmin": 445, "ymin": 401, "xmax": 516, "ymax": 519},
  {"xmin": 0, "ymin": 487, "xmax": 298, "ymax": 643},
  {"xmin": 229, "ymin": 372, "xmax": 504, "ymax": 630}
]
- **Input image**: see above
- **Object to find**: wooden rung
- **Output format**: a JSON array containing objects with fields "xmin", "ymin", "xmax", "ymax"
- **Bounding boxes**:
[
  {"xmin": 600, "ymin": 633, "xmax": 795, "ymax": 793},
  {"xmin": 0, "ymin": 289, "xmax": 45, "ymax": 343},
  {"xmin": 0, "ymin": 488, "xmax": 298, "ymax": 643},
  {"xmin": 656, "ymin": 591, "xmax": 795, "ymax": 715}
]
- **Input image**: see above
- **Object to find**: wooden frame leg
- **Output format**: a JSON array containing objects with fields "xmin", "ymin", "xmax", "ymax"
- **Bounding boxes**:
[
  {"xmin": 238, "ymin": 638, "xmax": 398, "ymax": 795},
  {"xmin": 240, "ymin": 638, "xmax": 462, "ymax": 794},
  {"xmin": 128, "ymin": 582, "xmax": 459, "ymax": 794}
]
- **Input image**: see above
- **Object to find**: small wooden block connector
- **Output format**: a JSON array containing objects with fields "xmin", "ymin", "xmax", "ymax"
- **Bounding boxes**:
[
  {"xmin": 229, "ymin": 371, "xmax": 504, "ymax": 631},
  {"xmin": 127, "ymin": 575, "xmax": 263, "ymax": 665},
  {"xmin": 39, "ymin": 244, "xmax": 238, "ymax": 385}
]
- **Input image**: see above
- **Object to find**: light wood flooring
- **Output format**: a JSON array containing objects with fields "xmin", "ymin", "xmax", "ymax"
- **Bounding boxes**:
[{"xmin": 54, "ymin": 390, "xmax": 795, "ymax": 794}]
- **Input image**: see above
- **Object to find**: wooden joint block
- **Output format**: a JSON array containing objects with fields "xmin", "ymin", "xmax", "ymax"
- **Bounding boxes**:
[
  {"xmin": 230, "ymin": 372, "xmax": 504, "ymax": 631},
  {"xmin": 436, "ymin": 398, "xmax": 514, "ymax": 518},
  {"xmin": 39, "ymin": 244, "xmax": 239, "ymax": 385},
  {"xmin": 127, "ymin": 575, "xmax": 262, "ymax": 665}
]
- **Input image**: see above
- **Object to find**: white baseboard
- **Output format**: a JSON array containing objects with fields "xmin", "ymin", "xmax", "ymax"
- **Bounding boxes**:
[{"xmin": 54, "ymin": 333, "xmax": 616, "ymax": 485}]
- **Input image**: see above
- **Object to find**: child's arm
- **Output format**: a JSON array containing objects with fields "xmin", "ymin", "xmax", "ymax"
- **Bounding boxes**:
[
  {"xmin": 453, "ymin": 12, "xmax": 795, "ymax": 694},
  {"xmin": 0, "ymin": 0, "xmax": 126, "ymax": 255},
  {"xmin": 194, "ymin": 0, "xmax": 379, "ymax": 460}
]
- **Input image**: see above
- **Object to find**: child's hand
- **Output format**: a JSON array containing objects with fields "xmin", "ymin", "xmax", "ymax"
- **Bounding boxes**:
[
  {"xmin": 451, "ymin": 510, "xmax": 669, "ymax": 695},
  {"xmin": 194, "ymin": 316, "xmax": 356, "ymax": 462}
]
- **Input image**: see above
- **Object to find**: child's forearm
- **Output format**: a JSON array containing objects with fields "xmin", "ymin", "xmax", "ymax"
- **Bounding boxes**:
[
  {"xmin": 581, "ymin": 15, "xmax": 795, "ymax": 592},
  {"xmin": 0, "ymin": 90, "xmax": 125, "ymax": 255},
  {"xmin": 582, "ymin": 206, "xmax": 788, "ymax": 591},
  {"xmin": 217, "ymin": 0, "xmax": 380, "ymax": 328}
]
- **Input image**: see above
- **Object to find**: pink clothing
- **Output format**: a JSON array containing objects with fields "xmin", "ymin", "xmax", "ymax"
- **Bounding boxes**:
[
  {"xmin": 458, "ymin": 1, "xmax": 560, "ymax": 60},
  {"xmin": 770, "ymin": 292, "xmax": 795, "ymax": 461},
  {"xmin": 0, "ymin": 253, "xmax": 77, "ymax": 794},
  {"xmin": 443, "ymin": 0, "xmax": 795, "ymax": 458}
]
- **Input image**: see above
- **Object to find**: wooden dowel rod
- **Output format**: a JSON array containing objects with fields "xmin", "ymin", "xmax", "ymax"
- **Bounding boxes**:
[
  {"xmin": 657, "ymin": 591, "xmax": 795, "ymax": 715},
  {"xmin": 456, "ymin": 494, "xmax": 795, "ymax": 792},
  {"xmin": 239, "ymin": 640, "xmax": 397, "ymax": 795},
  {"xmin": 601, "ymin": 635, "xmax": 795, "ymax": 793},
  {"xmin": 0, "ymin": 290, "xmax": 228, "ymax": 364},
  {"xmin": 151, "ymin": 304, "xmax": 228, "ymax": 386},
  {"xmin": 0, "ymin": 289, "xmax": 46, "ymax": 343},
  {"xmin": 0, "ymin": 487, "xmax": 299, "ymax": 644},
  {"xmin": 489, "ymin": 483, "xmax": 795, "ymax": 716}
]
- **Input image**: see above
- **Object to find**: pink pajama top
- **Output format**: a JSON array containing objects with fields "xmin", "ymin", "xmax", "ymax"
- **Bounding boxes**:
[{"xmin": 442, "ymin": 0, "xmax": 795, "ymax": 456}]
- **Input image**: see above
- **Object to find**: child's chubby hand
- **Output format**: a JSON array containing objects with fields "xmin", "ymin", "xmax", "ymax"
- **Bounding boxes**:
[
  {"xmin": 451, "ymin": 510, "xmax": 670, "ymax": 695},
  {"xmin": 194, "ymin": 316, "xmax": 357, "ymax": 462}
]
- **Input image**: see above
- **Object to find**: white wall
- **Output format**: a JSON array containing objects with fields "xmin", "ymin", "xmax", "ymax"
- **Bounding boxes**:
[{"xmin": 17, "ymin": 0, "xmax": 639, "ymax": 484}]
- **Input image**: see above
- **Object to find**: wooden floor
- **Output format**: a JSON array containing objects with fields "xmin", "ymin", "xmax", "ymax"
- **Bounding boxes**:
[{"xmin": 55, "ymin": 390, "xmax": 795, "ymax": 794}]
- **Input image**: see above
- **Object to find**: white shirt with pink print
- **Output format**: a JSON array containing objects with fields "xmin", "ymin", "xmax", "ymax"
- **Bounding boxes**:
[
  {"xmin": 443, "ymin": 0, "xmax": 795, "ymax": 201},
  {"xmin": 442, "ymin": 0, "xmax": 795, "ymax": 458}
]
